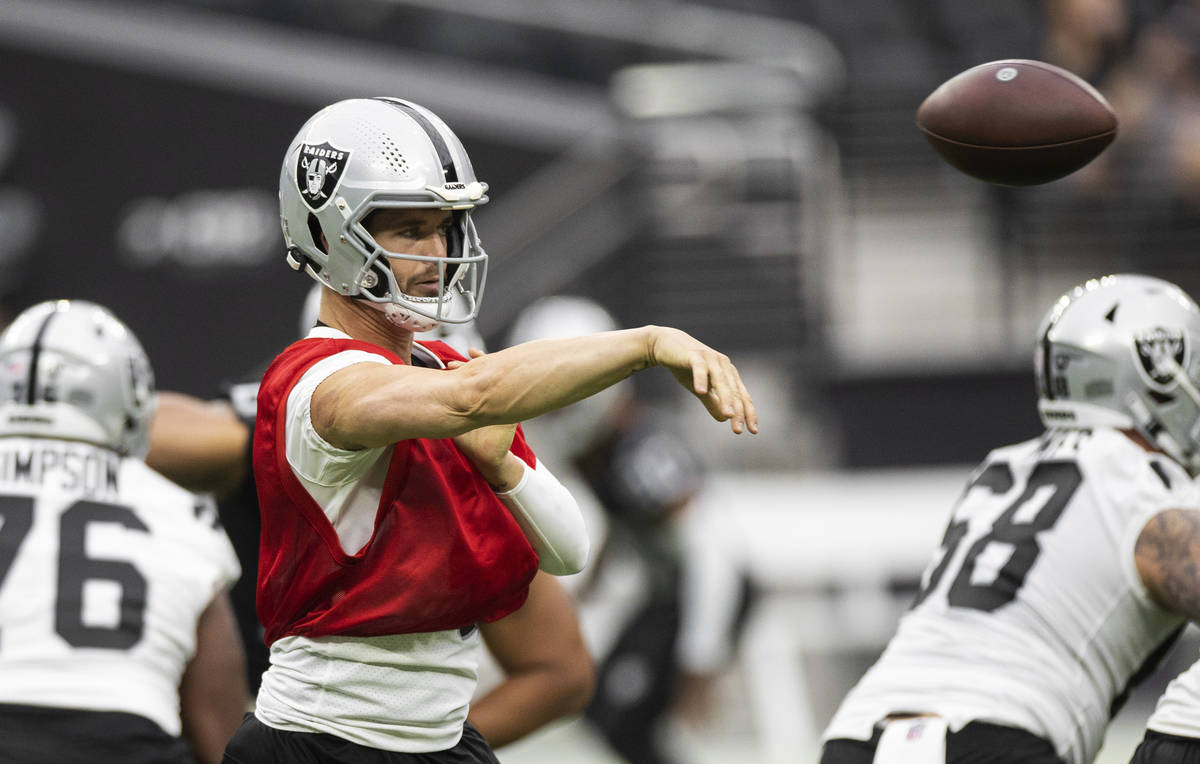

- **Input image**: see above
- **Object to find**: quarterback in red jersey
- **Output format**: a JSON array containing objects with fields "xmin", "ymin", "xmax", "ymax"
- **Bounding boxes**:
[{"xmin": 222, "ymin": 97, "xmax": 757, "ymax": 764}]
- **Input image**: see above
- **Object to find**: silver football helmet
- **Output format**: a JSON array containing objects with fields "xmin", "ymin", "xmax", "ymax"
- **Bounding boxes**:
[
  {"xmin": 1036, "ymin": 274, "xmax": 1200, "ymax": 473},
  {"xmin": 279, "ymin": 97, "xmax": 489, "ymax": 332},
  {"xmin": 0, "ymin": 300, "xmax": 155, "ymax": 456}
]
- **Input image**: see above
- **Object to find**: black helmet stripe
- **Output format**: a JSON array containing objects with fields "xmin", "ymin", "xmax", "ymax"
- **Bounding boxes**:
[
  {"xmin": 26, "ymin": 308, "xmax": 58, "ymax": 405},
  {"xmin": 373, "ymin": 98, "xmax": 459, "ymax": 183}
]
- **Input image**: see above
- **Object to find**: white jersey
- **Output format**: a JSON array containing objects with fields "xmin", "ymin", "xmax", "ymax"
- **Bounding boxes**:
[
  {"xmin": 823, "ymin": 428, "xmax": 1196, "ymax": 764},
  {"xmin": 1146, "ymin": 639, "xmax": 1200, "ymax": 737},
  {"xmin": 0, "ymin": 436, "xmax": 240, "ymax": 735}
]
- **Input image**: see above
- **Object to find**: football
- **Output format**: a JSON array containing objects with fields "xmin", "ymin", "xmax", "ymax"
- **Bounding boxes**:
[{"xmin": 916, "ymin": 59, "xmax": 1118, "ymax": 186}]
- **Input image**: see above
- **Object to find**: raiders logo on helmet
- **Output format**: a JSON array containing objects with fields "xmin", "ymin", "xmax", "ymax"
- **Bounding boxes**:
[
  {"xmin": 296, "ymin": 142, "xmax": 351, "ymax": 210},
  {"xmin": 1134, "ymin": 327, "xmax": 1187, "ymax": 390}
]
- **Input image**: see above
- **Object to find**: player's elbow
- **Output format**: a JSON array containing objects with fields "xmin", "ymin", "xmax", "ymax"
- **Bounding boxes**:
[
  {"xmin": 538, "ymin": 536, "xmax": 589, "ymax": 576},
  {"xmin": 497, "ymin": 462, "xmax": 590, "ymax": 575},
  {"xmin": 445, "ymin": 362, "xmax": 509, "ymax": 427},
  {"xmin": 558, "ymin": 651, "xmax": 597, "ymax": 717}
]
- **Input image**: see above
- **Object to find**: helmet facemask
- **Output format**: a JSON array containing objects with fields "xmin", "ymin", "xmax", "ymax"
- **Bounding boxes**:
[
  {"xmin": 1127, "ymin": 351, "xmax": 1200, "ymax": 474},
  {"xmin": 344, "ymin": 197, "xmax": 488, "ymax": 333}
]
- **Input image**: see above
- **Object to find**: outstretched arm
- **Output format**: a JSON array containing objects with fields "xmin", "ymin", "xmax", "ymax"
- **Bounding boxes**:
[
  {"xmin": 469, "ymin": 572, "xmax": 594, "ymax": 748},
  {"xmin": 1135, "ymin": 508, "xmax": 1200, "ymax": 619},
  {"xmin": 313, "ymin": 326, "xmax": 757, "ymax": 450}
]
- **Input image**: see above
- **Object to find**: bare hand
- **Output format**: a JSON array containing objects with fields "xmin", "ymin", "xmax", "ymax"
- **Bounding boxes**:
[
  {"xmin": 445, "ymin": 347, "xmax": 487, "ymax": 368},
  {"xmin": 646, "ymin": 327, "xmax": 758, "ymax": 434}
]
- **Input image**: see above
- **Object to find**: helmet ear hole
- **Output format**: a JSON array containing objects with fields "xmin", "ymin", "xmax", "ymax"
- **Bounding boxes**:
[
  {"xmin": 307, "ymin": 213, "xmax": 328, "ymax": 254},
  {"xmin": 364, "ymin": 261, "xmax": 390, "ymax": 299}
]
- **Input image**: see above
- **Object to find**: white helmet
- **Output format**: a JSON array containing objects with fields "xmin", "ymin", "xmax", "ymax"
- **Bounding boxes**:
[
  {"xmin": 280, "ymin": 97, "xmax": 489, "ymax": 332},
  {"xmin": 1036, "ymin": 274, "xmax": 1200, "ymax": 473},
  {"xmin": 507, "ymin": 296, "xmax": 630, "ymax": 460},
  {"xmin": 0, "ymin": 300, "xmax": 155, "ymax": 456}
]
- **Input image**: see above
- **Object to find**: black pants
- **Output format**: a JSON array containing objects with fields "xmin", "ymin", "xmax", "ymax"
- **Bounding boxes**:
[
  {"xmin": 222, "ymin": 714, "xmax": 500, "ymax": 764},
  {"xmin": 0, "ymin": 702, "xmax": 192, "ymax": 763},
  {"xmin": 1131, "ymin": 729, "xmax": 1200, "ymax": 763},
  {"xmin": 820, "ymin": 719, "xmax": 1065, "ymax": 764}
]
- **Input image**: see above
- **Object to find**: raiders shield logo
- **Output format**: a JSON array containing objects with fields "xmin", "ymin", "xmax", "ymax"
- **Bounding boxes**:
[
  {"xmin": 1135, "ymin": 327, "xmax": 1187, "ymax": 389},
  {"xmin": 296, "ymin": 142, "xmax": 351, "ymax": 210}
]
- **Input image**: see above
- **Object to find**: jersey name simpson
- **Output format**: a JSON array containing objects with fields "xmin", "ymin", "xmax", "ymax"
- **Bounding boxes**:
[
  {"xmin": 0, "ymin": 436, "xmax": 239, "ymax": 736},
  {"xmin": 0, "ymin": 442, "xmax": 120, "ymax": 492}
]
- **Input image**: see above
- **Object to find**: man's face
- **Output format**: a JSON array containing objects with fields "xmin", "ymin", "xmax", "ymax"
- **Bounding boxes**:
[{"xmin": 364, "ymin": 208, "xmax": 455, "ymax": 298}]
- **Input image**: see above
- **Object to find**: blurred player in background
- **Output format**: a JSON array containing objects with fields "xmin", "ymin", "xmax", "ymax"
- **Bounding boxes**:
[
  {"xmin": 0, "ymin": 299, "xmax": 247, "ymax": 763},
  {"xmin": 821, "ymin": 274, "xmax": 1200, "ymax": 764},
  {"xmin": 149, "ymin": 385, "xmax": 266, "ymax": 693},
  {"xmin": 506, "ymin": 295, "xmax": 754, "ymax": 764},
  {"xmin": 148, "ymin": 284, "xmax": 596, "ymax": 747},
  {"xmin": 225, "ymin": 96, "xmax": 755, "ymax": 763},
  {"xmin": 148, "ymin": 286, "xmax": 347, "ymax": 694}
]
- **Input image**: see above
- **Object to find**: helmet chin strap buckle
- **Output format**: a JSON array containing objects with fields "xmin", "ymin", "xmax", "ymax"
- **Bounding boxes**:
[{"xmin": 286, "ymin": 247, "xmax": 311, "ymax": 272}]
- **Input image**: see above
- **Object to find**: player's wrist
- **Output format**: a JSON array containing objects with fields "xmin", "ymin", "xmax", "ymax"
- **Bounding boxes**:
[
  {"xmin": 638, "ymin": 325, "xmax": 665, "ymax": 371},
  {"xmin": 484, "ymin": 453, "xmax": 526, "ymax": 493}
]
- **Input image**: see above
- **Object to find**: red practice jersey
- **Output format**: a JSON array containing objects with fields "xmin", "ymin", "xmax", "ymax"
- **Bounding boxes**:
[{"xmin": 254, "ymin": 337, "xmax": 538, "ymax": 645}]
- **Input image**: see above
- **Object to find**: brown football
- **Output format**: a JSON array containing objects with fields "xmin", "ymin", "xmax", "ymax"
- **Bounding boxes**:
[{"xmin": 916, "ymin": 59, "xmax": 1118, "ymax": 186}]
